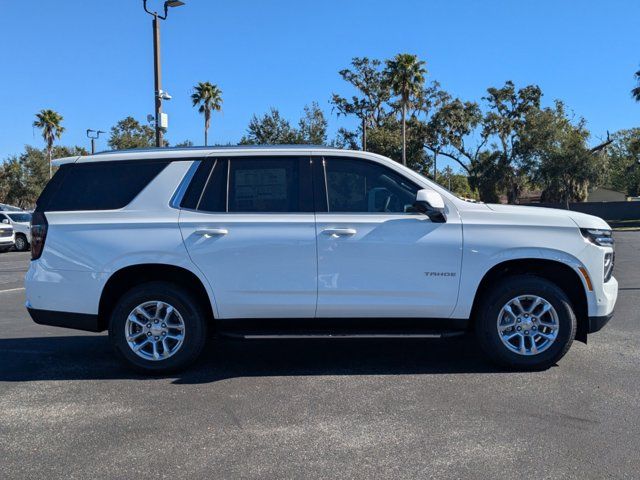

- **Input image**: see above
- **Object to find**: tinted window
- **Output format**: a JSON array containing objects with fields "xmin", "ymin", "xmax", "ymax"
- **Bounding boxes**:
[
  {"xmin": 180, "ymin": 161, "xmax": 213, "ymax": 210},
  {"xmin": 37, "ymin": 160, "xmax": 169, "ymax": 212},
  {"xmin": 197, "ymin": 159, "xmax": 228, "ymax": 212},
  {"xmin": 324, "ymin": 158, "xmax": 419, "ymax": 213},
  {"xmin": 228, "ymin": 158, "xmax": 311, "ymax": 213},
  {"xmin": 7, "ymin": 213, "xmax": 31, "ymax": 223}
]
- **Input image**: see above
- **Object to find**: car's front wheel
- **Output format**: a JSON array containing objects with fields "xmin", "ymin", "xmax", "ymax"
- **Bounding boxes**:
[
  {"xmin": 476, "ymin": 275, "xmax": 576, "ymax": 370},
  {"xmin": 109, "ymin": 282, "xmax": 207, "ymax": 374},
  {"xmin": 14, "ymin": 234, "xmax": 29, "ymax": 252}
]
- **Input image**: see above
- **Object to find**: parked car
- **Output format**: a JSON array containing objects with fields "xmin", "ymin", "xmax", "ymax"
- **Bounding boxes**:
[
  {"xmin": 25, "ymin": 146, "xmax": 618, "ymax": 373},
  {"xmin": 0, "ymin": 211, "xmax": 31, "ymax": 251},
  {"xmin": 0, "ymin": 221, "xmax": 15, "ymax": 253}
]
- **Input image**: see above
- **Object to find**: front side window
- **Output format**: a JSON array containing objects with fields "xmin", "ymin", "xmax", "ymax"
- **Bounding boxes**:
[{"xmin": 323, "ymin": 158, "xmax": 419, "ymax": 213}]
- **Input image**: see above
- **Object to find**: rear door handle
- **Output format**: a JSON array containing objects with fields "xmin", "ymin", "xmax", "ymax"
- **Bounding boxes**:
[
  {"xmin": 322, "ymin": 228, "xmax": 357, "ymax": 237},
  {"xmin": 195, "ymin": 228, "xmax": 228, "ymax": 237}
]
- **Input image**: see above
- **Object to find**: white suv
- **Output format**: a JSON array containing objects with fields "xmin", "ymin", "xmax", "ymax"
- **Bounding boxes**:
[
  {"xmin": 0, "ymin": 211, "xmax": 31, "ymax": 251},
  {"xmin": 25, "ymin": 147, "xmax": 618, "ymax": 373}
]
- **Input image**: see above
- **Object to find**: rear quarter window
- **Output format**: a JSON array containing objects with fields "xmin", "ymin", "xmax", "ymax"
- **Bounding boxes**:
[{"xmin": 37, "ymin": 160, "xmax": 169, "ymax": 212}]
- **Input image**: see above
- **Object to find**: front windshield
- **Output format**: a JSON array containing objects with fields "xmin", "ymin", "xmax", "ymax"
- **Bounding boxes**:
[{"xmin": 7, "ymin": 213, "xmax": 31, "ymax": 223}]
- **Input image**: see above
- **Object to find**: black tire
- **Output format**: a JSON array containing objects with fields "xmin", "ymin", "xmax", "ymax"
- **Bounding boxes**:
[
  {"xmin": 14, "ymin": 234, "xmax": 29, "ymax": 252},
  {"xmin": 475, "ymin": 275, "xmax": 576, "ymax": 370},
  {"xmin": 109, "ymin": 281, "xmax": 208, "ymax": 374}
]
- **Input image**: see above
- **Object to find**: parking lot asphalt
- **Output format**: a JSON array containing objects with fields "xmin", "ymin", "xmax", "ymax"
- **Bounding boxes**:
[{"xmin": 1, "ymin": 235, "xmax": 639, "ymax": 479}]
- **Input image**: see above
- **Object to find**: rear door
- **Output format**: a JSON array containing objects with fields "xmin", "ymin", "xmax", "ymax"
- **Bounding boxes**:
[
  {"xmin": 179, "ymin": 156, "xmax": 318, "ymax": 319},
  {"xmin": 314, "ymin": 156, "xmax": 463, "ymax": 318}
]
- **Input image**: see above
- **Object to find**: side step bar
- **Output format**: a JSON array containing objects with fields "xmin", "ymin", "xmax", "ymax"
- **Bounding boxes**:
[{"xmin": 221, "ymin": 330, "xmax": 466, "ymax": 340}]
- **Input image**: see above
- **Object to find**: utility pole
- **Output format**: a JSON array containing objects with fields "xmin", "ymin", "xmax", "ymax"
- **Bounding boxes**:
[
  {"xmin": 152, "ymin": 12, "xmax": 163, "ymax": 147},
  {"xmin": 142, "ymin": 1, "xmax": 185, "ymax": 147},
  {"xmin": 86, "ymin": 129, "xmax": 105, "ymax": 154}
]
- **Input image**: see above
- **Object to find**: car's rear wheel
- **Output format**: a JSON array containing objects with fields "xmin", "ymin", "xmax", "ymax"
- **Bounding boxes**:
[
  {"xmin": 109, "ymin": 282, "xmax": 207, "ymax": 374},
  {"xmin": 14, "ymin": 234, "xmax": 29, "ymax": 252},
  {"xmin": 476, "ymin": 275, "xmax": 576, "ymax": 370}
]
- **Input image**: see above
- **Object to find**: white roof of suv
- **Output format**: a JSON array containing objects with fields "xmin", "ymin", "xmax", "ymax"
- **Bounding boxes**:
[{"xmin": 53, "ymin": 145, "xmax": 350, "ymax": 166}]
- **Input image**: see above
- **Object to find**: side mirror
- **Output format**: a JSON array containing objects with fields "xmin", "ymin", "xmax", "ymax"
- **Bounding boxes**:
[
  {"xmin": 413, "ymin": 189, "xmax": 446, "ymax": 222},
  {"xmin": 1, "ymin": 219, "xmax": 9, "ymax": 224}
]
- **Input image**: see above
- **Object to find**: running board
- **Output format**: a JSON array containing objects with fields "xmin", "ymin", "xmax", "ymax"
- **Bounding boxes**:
[{"xmin": 222, "ymin": 330, "xmax": 466, "ymax": 340}]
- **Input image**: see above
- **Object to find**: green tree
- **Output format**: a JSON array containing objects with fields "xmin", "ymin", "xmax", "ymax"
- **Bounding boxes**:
[
  {"xmin": 438, "ymin": 165, "xmax": 476, "ymax": 199},
  {"xmin": 108, "ymin": 117, "xmax": 156, "ymax": 150},
  {"xmin": 240, "ymin": 105, "xmax": 328, "ymax": 145},
  {"xmin": 606, "ymin": 128, "xmax": 640, "ymax": 196},
  {"xmin": 632, "ymin": 68, "xmax": 640, "ymax": 102},
  {"xmin": 33, "ymin": 109, "xmax": 65, "ymax": 178},
  {"xmin": 366, "ymin": 117, "xmax": 432, "ymax": 175},
  {"xmin": 481, "ymin": 81, "xmax": 542, "ymax": 203},
  {"xmin": 239, "ymin": 108, "xmax": 299, "ymax": 145},
  {"xmin": 331, "ymin": 57, "xmax": 391, "ymax": 150},
  {"xmin": 526, "ymin": 102, "xmax": 603, "ymax": 207},
  {"xmin": 298, "ymin": 102, "xmax": 328, "ymax": 145},
  {"xmin": 384, "ymin": 54, "xmax": 427, "ymax": 165},
  {"xmin": 191, "ymin": 82, "xmax": 223, "ymax": 146}
]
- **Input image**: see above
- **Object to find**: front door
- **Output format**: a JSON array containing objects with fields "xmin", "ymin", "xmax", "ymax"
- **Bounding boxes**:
[
  {"xmin": 179, "ymin": 156, "xmax": 317, "ymax": 319},
  {"xmin": 314, "ymin": 157, "xmax": 463, "ymax": 318}
]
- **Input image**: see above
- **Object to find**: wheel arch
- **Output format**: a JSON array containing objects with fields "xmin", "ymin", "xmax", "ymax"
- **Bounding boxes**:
[
  {"xmin": 98, "ymin": 263, "xmax": 215, "ymax": 331},
  {"xmin": 469, "ymin": 258, "xmax": 590, "ymax": 343}
]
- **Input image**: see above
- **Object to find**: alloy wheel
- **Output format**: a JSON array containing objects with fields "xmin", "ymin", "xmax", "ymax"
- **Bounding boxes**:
[
  {"xmin": 497, "ymin": 295, "xmax": 559, "ymax": 356},
  {"xmin": 125, "ymin": 301, "xmax": 185, "ymax": 361}
]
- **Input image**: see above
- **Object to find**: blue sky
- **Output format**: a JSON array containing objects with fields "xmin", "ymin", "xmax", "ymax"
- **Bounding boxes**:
[{"xmin": 1, "ymin": 0, "xmax": 639, "ymax": 169}]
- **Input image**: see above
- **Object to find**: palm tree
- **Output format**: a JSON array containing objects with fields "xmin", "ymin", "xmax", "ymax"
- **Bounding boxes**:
[
  {"xmin": 33, "ymin": 109, "xmax": 65, "ymax": 178},
  {"xmin": 633, "ymin": 68, "xmax": 640, "ymax": 102},
  {"xmin": 191, "ymin": 82, "xmax": 223, "ymax": 146},
  {"xmin": 384, "ymin": 54, "xmax": 426, "ymax": 165}
]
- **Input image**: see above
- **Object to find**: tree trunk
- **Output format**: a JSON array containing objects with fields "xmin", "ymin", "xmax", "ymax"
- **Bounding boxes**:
[
  {"xmin": 401, "ymin": 103, "xmax": 407, "ymax": 166},
  {"xmin": 432, "ymin": 152, "xmax": 437, "ymax": 181},
  {"xmin": 204, "ymin": 110, "xmax": 210, "ymax": 147},
  {"xmin": 48, "ymin": 145, "xmax": 52, "ymax": 179},
  {"xmin": 361, "ymin": 117, "xmax": 367, "ymax": 151}
]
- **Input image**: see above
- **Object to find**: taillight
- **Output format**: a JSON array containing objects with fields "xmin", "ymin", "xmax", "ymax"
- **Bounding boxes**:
[{"xmin": 31, "ymin": 211, "xmax": 48, "ymax": 260}]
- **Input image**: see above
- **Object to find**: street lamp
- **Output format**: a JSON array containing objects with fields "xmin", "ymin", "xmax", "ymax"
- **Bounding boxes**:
[
  {"xmin": 86, "ymin": 129, "xmax": 106, "ymax": 154},
  {"xmin": 142, "ymin": 0, "xmax": 185, "ymax": 147}
]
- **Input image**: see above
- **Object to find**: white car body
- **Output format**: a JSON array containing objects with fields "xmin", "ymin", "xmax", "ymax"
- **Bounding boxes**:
[{"xmin": 25, "ymin": 147, "xmax": 617, "ymax": 360}]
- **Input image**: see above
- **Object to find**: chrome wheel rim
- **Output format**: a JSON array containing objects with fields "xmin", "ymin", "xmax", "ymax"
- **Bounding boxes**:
[
  {"xmin": 15, "ymin": 237, "xmax": 26, "ymax": 250},
  {"xmin": 497, "ymin": 295, "xmax": 559, "ymax": 356},
  {"xmin": 125, "ymin": 301, "xmax": 185, "ymax": 361}
]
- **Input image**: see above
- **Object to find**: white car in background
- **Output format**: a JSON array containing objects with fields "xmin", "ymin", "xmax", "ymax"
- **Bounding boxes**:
[
  {"xmin": 0, "ymin": 211, "xmax": 31, "ymax": 251},
  {"xmin": 0, "ymin": 221, "xmax": 15, "ymax": 253}
]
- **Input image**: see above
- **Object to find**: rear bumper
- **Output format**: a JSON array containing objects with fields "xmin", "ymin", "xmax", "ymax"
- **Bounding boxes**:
[
  {"xmin": 27, "ymin": 307, "xmax": 103, "ymax": 332},
  {"xmin": 587, "ymin": 311, "xmax": 614, "ymax": 334}
]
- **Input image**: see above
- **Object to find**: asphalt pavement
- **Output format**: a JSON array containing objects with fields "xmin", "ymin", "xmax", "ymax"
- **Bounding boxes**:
[{"xmin": 1, "ymin": 235, "xmax": 639, "ymax": 479}]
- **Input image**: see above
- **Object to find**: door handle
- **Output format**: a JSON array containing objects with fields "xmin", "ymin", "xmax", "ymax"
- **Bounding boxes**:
[
  {"xmin": 195, "ymin": 228, "xmax": 228, "ymax": 237},
  {"xmin": 322, "ymin": 228, "xmax": 357, "ymax": 237}
]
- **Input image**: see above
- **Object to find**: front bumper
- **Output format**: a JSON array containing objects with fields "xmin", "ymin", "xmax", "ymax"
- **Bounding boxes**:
[{"xmin": 587, "ymin": 311, "xmax": 614, "ymax": 334}]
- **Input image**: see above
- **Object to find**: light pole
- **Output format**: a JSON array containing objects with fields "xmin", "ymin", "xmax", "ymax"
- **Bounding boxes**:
[
  {"xmin": 86, "ymin": 129, "xmax": 105, "ymax": 154},
  {"xmin": 142, "ymin": 0, "xmax": 185, "ymax": 148}
]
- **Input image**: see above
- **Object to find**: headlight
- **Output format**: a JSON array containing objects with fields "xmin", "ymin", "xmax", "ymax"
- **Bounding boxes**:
[
  {"xmin": 580, "ymin": 228, "xmax": 614, "ymax": 247},
  {"xmin": 604, "ymin": 252, "xmax": 615, "ymax": 282}
]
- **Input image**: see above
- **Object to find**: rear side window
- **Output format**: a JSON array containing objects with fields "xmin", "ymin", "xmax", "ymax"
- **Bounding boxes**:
[
  {"xmin": 37, "ymin": 160, "xmax": 169, "ymax": 212},
  {"xmin": 229, "ymin": 158, "xmax": 308, "ymax": 212},
  {"xmin": 180, "ymin": 159, "xmax": 227, "ymax": 212},
  {"xmin": 181, "ymin": 157, "xmax": 313, "ymax": 213}
]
